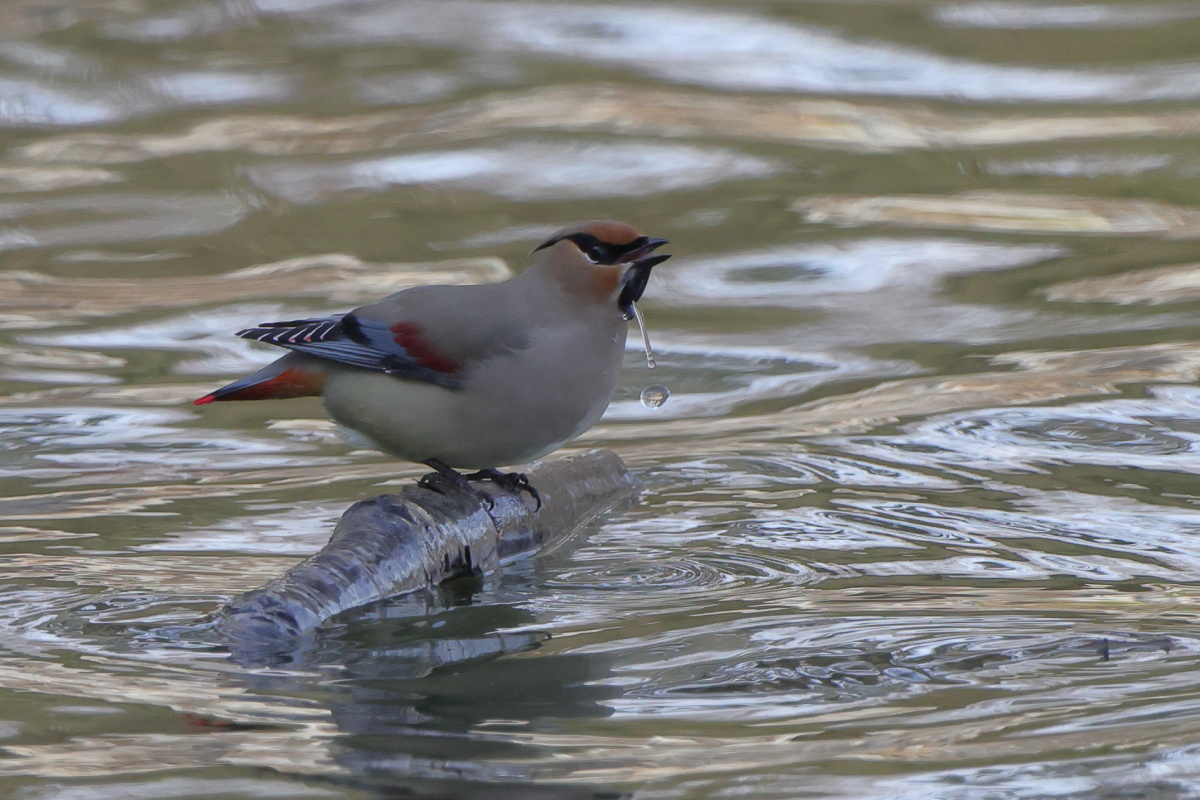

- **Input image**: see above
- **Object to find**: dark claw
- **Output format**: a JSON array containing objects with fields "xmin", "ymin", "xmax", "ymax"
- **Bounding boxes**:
[
  {"xmin": 418, "ymin": 471, "xmax": 458, "ymax": 493},
  {"xmin": 419, "ymin": 459, "xmax": 494, "ymax": 509},
  {"xmin": 465, "ymin": 468, "xmax": 542, "ymax": 510}
]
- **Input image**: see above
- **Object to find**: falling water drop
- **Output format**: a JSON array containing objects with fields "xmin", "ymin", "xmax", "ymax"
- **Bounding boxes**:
[{"xmin": 640, "ymin": 385, "xmax": 670, "ymax": 408}]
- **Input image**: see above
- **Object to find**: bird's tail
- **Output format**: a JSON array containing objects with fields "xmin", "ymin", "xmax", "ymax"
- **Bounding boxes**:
[{"xmin": 194, "ymin": 354, "xmax": 327, "ymax": 405}]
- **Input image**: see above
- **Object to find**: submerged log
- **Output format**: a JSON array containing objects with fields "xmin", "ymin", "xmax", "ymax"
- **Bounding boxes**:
[{"xmin": 214, "ymin": 449, "xmax": 638, "ymax": 644}]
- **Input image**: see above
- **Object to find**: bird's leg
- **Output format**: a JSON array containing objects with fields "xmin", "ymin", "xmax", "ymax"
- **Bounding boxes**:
[
  {"xmin": 419, "ymin": 458, "xmax": 493, "ymax": 509},
  {"xmin": 464, "ymin": 468, "xmax": 542, "ymax": 510}
]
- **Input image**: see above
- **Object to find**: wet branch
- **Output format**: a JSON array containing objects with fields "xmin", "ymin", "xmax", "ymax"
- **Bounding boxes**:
[{"xmin": 213, "ymin": 449, "xmax": 638, "ymax": 644}]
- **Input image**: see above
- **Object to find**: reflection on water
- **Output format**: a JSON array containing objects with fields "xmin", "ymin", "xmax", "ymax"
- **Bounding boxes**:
[
  {"xmin": 247, "ymin": 140, "xmax": 778, "ymax": 203},
  {"xmin": 310, "ymin": 0, "xmax": 1200, "ymax": 101},
  {"xmin": 796, "ymin": 191, "xmax": 1200, "ymax": 238},
  {"xmin": 4, "ymin": 0, "xmax": 1200, "ymax": 798},
  {"xmin": 22, "ymin": 86, "xmax": 1200, "ymax": 164},
  {"xmin": 932, "ymin": 2, "xmax": 1200, "ymax": 30}
]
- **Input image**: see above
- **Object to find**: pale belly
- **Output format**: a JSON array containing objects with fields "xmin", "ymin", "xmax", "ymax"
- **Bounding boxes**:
[{"xmin": 320, "ymin": 334, "xmax": 624, "ymax": 469}]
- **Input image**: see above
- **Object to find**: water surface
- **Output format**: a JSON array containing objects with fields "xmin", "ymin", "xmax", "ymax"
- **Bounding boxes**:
[{"xmin": 4, "ymin": 1, "xmax": 1200, "ymax": 798}]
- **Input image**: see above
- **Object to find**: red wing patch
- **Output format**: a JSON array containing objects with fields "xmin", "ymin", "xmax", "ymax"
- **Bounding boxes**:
[{"xmin": 390, "ymin": 322, "xmax": 460, "ymax": 374}]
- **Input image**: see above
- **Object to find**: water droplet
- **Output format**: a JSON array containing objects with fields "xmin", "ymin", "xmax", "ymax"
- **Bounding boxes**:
[
  {"xmin": 629, "ymin": 302, "xmax": 656, "ymax": 369},
  {"xmin": 640, "ymin": 385, "xmax": 670, "ymax": 408}
]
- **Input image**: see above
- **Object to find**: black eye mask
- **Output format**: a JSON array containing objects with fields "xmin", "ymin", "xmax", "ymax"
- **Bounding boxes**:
[{"xmin": 532, "ymin": 232, "xmax": 670, "ymax": 314}]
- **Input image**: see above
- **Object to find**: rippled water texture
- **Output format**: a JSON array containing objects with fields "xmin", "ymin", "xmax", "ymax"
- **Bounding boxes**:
[{"xmin": 4, "ymin": 1, "xmax": 1200, "ymax": 798}]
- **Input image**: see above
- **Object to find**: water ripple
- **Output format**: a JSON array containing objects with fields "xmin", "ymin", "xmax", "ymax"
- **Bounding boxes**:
[
  {"xmin": 661, "ymin": 238, "xmax": 1063, "ymax": 308},
  {"xmin": 933, "ymin": 2, "xmax": 1200, "ymax": 29},
  {"xmin": 837, "ymin": 386, "xmax": 1200, "ymax": 475},
  {"xmin": 2, "ymin": 0, "xmax": 1200, "ymax": 796},
  {"xmin": 599, "ymin": 612, "xmax": 1193, "ymax": 721},
  {"xmin": 0, "ymin": 406, "xmax": 324, "ymax": 476},
  {"xmin": 312, "ymin": 1, "xmax": 1200, "ymax": 102},
  {"xmin": 248, "ymin": 140, "xmax": 777, "ymax": 204},
  {"xmin": 608, "ymin": 345, "xmax": 912, "ymax": 422},
  {"xmin": 0, "ymin": 192, "xmax": 249, "ymax": 253}
]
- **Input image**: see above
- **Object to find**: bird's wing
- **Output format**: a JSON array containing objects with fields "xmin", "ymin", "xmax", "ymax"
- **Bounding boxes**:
[{"xmin": 236, "ymin": 312, "xmax": 465, "ymax": 389}]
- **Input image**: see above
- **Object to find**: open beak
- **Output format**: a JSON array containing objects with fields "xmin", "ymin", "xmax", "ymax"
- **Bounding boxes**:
[{"xmin": 618, "ymin": 238, "xmax": 670, "ymax": 317}]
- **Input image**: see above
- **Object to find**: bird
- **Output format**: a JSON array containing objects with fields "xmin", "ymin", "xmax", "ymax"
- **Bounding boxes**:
[{"xmin": 194, "ymin": 220, "xmax": 670, "ymax": 506}]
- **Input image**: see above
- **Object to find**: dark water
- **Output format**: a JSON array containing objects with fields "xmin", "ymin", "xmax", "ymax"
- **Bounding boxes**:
[{"xmin": 4, "ymin": 1, "xmax": 1200, "ymax": 797}]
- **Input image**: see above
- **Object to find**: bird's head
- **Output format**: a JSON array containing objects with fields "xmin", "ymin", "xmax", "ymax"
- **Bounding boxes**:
[{"xmin": 532, "ymin": 220, "xmax": 670, "ymax": 316}]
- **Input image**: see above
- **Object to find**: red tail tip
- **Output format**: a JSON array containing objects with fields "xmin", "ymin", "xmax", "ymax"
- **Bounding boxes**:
[{"xmin": 193, "ymin": 395, "xmax": 215, "ymax": 405}]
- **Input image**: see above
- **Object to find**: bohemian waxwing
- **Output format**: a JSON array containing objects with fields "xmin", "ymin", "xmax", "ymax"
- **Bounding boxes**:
[{"xmin": 195, "ymin": 220, "xmax": 670, "ymax": 503}]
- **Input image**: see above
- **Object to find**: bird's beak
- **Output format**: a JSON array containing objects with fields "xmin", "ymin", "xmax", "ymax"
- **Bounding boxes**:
[{"xmin": 618, "ymin": 238, "xmax": 670, "ymax": 317}]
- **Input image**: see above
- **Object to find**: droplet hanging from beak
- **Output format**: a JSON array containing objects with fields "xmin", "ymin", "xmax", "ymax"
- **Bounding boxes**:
[{"xmin": 628, "ymin": 301, "xmax": 656, "ymax": 369}]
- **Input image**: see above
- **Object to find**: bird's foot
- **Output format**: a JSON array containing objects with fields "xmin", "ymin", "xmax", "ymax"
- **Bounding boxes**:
[
  {"xmin": 464, "ymin": 468, "xmax": 542, "ymax": 510},
  {"xmin": 419, "ymin": 459, "xmax": 494, "ymax": 509}
]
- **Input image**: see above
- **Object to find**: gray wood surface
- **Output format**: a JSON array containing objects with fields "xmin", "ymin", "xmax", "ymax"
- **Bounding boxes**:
[{"xmin": 214, "ymin": 449, "xmax": 638, "ymax": 644}]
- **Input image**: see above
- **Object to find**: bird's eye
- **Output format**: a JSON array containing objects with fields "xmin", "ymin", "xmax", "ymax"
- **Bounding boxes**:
[{"xmin": 563, "ymin": 233, "xmax": 612, "ymax": 264}]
